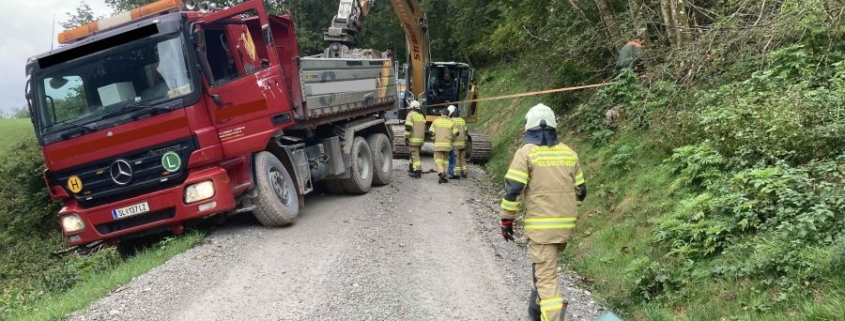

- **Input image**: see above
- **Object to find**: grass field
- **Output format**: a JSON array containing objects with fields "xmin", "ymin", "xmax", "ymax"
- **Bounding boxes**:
[{"xmin": 0, "ymin": 118, "xmax": 34, "ymax": 154}]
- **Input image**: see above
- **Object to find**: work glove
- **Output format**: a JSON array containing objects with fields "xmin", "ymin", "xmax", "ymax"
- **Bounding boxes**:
[{"xmin": 500, "ymin": 219, "xmax": 514, "ymax": 242}]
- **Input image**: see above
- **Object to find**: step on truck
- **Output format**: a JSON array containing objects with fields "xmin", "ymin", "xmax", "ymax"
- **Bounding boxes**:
[{"xmin": 24, "ymin": 0, "xmax": 398, "ymax": 248}]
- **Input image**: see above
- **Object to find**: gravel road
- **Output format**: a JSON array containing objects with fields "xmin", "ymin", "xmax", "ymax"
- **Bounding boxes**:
[{"xmin": 69, "ymin": 156, "xmax": 604, "ymax": 321}]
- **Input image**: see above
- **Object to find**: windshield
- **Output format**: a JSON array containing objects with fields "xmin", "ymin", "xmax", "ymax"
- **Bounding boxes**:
[{"xmin": 34, "ymin": 33, "xmax": 194, "ymax": 134}]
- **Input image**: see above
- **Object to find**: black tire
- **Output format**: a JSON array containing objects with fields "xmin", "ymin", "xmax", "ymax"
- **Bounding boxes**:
[
  {"xmin": 367, "ymin": 133, "xmax": 392, "ymax": 186},
  {"xmin": 323, "ymin": 179, "xmax": 346, "ymax": 194},
  {"xmin": 253, "ymin": 151, "xmax": 299, "ymax": 227},
  {"xmin": 340, "ymin": 136, "xmax": 374, "ymax": 194}
]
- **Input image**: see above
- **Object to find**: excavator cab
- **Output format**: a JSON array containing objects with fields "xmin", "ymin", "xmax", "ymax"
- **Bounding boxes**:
[{"xmin": 425, "ymin": 62, "xmax": 478, "ymax": 122}]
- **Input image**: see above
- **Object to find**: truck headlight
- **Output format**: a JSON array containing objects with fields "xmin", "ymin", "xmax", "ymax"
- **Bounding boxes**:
[
  {"xmin": 60, "ymin": 214, "xmax": 85, "ymax": 233},
  {"xmin": 185, "ymin": 180, "xmax": 215, "ymax": 204}
]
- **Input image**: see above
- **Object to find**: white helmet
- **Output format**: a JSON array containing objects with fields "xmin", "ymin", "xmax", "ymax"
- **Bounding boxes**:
[
  {"xmin": 447, "ymin": 105, "xmax": 456, "ymax": 116},
  {"xmin": 409, "ymin": 100, "xmax": 421, "ymax": 109},
  {"xmin": 524, "ymin": 103, "xmax": 557, "ymax": 130}
]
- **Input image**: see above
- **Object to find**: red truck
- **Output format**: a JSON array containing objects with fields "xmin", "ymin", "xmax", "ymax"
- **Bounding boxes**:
[{"xmin": 24, "ymin": 0, "xmax": 398, "ymax": 248}]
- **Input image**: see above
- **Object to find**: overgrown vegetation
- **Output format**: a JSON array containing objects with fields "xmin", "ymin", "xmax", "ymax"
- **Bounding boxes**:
[
  {"xmin": 470, "ymin": 0, "xmax": 845, "ymax": 319},
  {"xmin": 0, "ymin": 136, "xmax": 207, "ymax": 319}
]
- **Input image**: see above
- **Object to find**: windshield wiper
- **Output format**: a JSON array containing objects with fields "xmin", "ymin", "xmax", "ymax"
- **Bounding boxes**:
[
  {"xmin": 57, "ymin": 120, "xmax": 96, "ymax": 139},
  {"xmin": 98, "ymin": 101, "xmax": 172, "ymax": 121}
]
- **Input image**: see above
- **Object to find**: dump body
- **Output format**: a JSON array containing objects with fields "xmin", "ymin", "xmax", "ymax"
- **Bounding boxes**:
[{"xmin": 296, "ymin": 55, "xmax": 397, "ymax": 127}]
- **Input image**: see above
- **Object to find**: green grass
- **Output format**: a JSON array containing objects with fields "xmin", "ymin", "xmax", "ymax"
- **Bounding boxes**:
[
  {"xmin": 474, "ymin": 65, "xmax": 845, "ymax": 320},
  {"xmin": 3, "ymin": 232, "xmax": 205, "ymax": 321},
  {"xmin": 473, "ymin": 65, "xmax": 546, "ymax": 179},
  {"xmin": 0, "ymin": 118, "xmax": 34, "ymax": 154},
  {"xmin": 563, "ymin": 131, "xmax": 845, "ymax": 321}
]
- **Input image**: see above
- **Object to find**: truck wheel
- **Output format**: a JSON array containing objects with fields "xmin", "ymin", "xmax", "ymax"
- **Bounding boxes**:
[
  {"xmin": 253, "ymin": 151, "xmax": 299, "ymax": 226},
  {"xmin": 323, "ymin": 180, "xmax": 345, "ymax": 194},
  {"xmin": 340, "ymin": 136, "xmax": 374, "ymax": 194},
  {"xmin": 367, "ymin": 133, "xmax": 392, "ymax": 186}
]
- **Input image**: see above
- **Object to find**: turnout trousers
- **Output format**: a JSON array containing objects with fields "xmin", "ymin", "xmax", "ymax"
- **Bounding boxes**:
[
  {"xmin": 454, "ymin": 148, "xmax": 467, "ymax": 176},
  {"xmin": 433, "ymin": 151, "xmax": 450, "ymax": 174},
  {"xmin": 410, "ymin": 146, "xmax": 422, "ymax": 171},
  {"xmin": 528, "ymin": 240, "xmax": 568, "ymax": 321}
]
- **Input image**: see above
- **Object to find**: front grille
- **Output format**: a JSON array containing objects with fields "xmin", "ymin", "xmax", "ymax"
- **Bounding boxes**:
[
  {"xmin": 50, "ymin": 137, "xmax": 197, "ymax": 208},
  {"xmin": 95, "ymin": 208, "xmax": 176, "ymax": 235}
]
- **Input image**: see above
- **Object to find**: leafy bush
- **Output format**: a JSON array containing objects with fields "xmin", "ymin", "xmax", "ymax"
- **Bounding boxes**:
[
  {"xmin": 0, "ymin": 138, "xmax": 124, "ymax": 316},
  {"xmin": 631, "ymin": 41, "xmax": 845, "ymax": 306}
]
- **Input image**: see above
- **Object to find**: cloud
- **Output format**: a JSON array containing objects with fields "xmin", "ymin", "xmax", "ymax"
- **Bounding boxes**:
[{"xmin": 0, "ymin": 0, "xmax": 111, "ymax": 116}]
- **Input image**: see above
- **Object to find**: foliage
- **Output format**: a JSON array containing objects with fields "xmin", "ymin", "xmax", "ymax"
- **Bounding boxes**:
[
  {"xmin": 555, "ymin": 1, "xmax": 845, "ymax": 318},
  {"xmin": 60, "ymin": 1, "xmax": 103, "ymax": 30}
]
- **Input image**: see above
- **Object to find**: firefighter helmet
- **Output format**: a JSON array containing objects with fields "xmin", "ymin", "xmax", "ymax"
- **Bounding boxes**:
[
  {"xmin": 525, "ymin": 103, "xmax": 557, "ymax": 130},
  {"xmin": 409, "ymin": 100, "xmax": 421, "ymax": 109}
]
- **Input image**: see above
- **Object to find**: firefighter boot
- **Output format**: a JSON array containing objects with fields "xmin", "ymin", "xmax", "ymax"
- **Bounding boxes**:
[
  {"xmin": 410, "ymin": 170, "xmax": 421, "ymax": 179},
  {"xmin": 528, "ymin": 288, "xmax": 541, "ymax": 321},
  {"xmin": 438, "ymin": 172, "xmax": 448, "ymax": 184}
]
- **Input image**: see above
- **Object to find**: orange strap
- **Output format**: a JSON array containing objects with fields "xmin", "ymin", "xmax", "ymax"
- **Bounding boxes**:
[{"xmin": 423, "ymin": 82, "xmax": 613, "ymax": 108}]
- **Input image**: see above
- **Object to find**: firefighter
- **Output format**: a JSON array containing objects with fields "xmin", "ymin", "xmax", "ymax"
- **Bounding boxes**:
[
  {"xmin": 430, "ymin": 108, "xmax": 457, "ymax": 184},
  {"xmin": 499, "ymin": 103, "xmax": 587, "ymax": 321},
  {"xmin": 615, "ymin": 33, "xmax": 645, "ymax": 74},
  {"xmin": 404, "ymin": 100, "xmax": 426, "ymax": 178},
  {"xmin": 447, "ymin": 105, "xmax": 468, "ymax": 179}
]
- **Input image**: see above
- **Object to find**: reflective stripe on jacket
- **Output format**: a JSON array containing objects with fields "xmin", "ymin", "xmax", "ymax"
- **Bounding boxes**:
[
  {"xmin": 500, "ymin": 143, "xmax": 585, "ymax": 244},
  {"xmin": 429, "ymin": 116, "xmax": 457, "ymax": 152},
  {"xmin": 404, "ymin": 110, "xmax": 426, "ymax": 146},
  {"xmin": 452, "ymin": 117, "xmax": 467, "ymax": 149}
]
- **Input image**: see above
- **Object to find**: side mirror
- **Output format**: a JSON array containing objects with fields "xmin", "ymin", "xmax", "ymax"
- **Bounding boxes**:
[{"xmin": 191, "ymin": 28, "xmax": 206, "ymax": 47}]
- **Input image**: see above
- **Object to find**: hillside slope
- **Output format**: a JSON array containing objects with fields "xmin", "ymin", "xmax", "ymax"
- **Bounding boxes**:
[{"xmin": 473, "ymin": 44, "xmax": 845, "ymax": 319}]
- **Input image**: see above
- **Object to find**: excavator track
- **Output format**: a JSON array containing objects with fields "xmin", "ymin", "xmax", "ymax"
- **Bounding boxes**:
[
  {"xmin": 390, "ymin": 123, "xmax": 410, "ymax": 159},
  {"xmin": 466, "ymin": 131, "xmax": 492, "ymax": 164}
]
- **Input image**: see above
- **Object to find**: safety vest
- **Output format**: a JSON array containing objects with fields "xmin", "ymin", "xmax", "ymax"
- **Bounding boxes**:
[
  {"xmin": 404, "ymin": 110, "xmax": 426, "ymax": 147},
  {"xmin": 501, "ymin": 143, "xmax": 585, "ymax": 244},
  {"xmin": 452, "ymin": 116, "xmax": 467, "ymax": 149},
  {"xmin": 429, "ymin": 116, "xmax": 456, "ymax": 152},
  {"xmin": 616, "ymin": 40, "xmax": 643, "ymax": 70}
]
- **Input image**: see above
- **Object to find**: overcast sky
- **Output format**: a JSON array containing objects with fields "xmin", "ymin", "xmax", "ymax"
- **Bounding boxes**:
[{"xmin": 0, "ymin": 0, "xmax": 112, "ymax": 117}]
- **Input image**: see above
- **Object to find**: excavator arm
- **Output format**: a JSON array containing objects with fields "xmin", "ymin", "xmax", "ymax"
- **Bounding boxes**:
[
  {"xmin": 324, "ymin": 0, "xmax": 375, "ymax": 57},
  {"xmin": 386, "ymin": 0, "xmax": 430, "ymax": 103},
  {"xmin": 323, "ymin": 0, "xmax": 430, "ymax": 101}
]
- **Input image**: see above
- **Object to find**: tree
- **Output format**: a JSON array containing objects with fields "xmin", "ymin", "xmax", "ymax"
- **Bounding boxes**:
[
  {"xmin": 60, "ymin": 1, "xmax": 102, "ymax": 30},
  {"xmin": 13, "ymin": 106, "xmax": 30, "ymax": 119},
  {"xmin": 593, "ymin": 0, "xmax": 621, "ymax": 46}
]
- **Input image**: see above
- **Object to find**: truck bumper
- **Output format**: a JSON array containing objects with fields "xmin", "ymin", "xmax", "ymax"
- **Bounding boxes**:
[{"xmin": 59, "ymin": 167, "xmax": 237, "ymax": 246}]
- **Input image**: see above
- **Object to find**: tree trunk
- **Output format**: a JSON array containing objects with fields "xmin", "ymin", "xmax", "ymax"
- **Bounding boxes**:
[
  {"xmin": 628, "ymin": 0, "xmax": 647, "ymax": 43},
  {"xmin": 660, "ymin": 0, "xmax": 680, "ymax": 46},
  {"xmin": 593, "ymin": 0, "xmax": 621, "ymax": 43},
  {"xmin": 673, "ymin": 0, "xmax": 693, "ymax": 44}
]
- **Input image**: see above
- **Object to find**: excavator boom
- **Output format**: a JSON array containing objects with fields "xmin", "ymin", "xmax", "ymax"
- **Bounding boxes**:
[{"xmin": 386, "ymin": 0, "xmax": 429, "ymax": 101}]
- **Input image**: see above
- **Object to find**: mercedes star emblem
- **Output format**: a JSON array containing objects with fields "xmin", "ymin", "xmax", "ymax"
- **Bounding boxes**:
[{"xmin": 110, "ymin": 159, "xmax": 134, "ymax": 186}]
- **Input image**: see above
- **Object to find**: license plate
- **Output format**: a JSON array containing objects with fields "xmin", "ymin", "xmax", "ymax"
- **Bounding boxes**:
[{"xmin": 112, "ymin": 202, "xmax": 150, "ymax": 220}]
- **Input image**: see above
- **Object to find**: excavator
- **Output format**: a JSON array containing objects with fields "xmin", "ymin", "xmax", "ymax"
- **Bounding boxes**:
[{"xmin": 323, "ymin": 0, "xmax": 492, "ymax": 164}]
